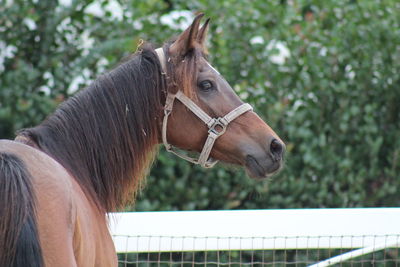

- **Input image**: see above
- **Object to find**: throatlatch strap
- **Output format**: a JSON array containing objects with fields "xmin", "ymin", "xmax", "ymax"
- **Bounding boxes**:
[{"xmin": 156, "ymin": 47, "xmax": 253, "ymax": 168}]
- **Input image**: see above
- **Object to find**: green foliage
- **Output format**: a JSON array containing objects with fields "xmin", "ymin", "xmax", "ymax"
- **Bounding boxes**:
[{"xmin": 1, "ymin": 0, "xmax": 399, "ymax": 210}]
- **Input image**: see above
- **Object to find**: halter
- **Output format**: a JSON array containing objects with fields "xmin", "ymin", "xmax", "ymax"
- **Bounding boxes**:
[{"xmin": 155, "ymin": 48, "xmax": 253, "ymax": 168}]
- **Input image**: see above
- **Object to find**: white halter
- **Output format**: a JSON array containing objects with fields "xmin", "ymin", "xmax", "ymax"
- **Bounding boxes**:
[{"xmin": 155, "ymin": 48, "xmax": 253, "ymax": 168}]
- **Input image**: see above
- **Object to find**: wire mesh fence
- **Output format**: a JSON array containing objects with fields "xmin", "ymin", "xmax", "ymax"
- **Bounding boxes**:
[
  {"xmin": 117, "ymin": 248, "xmax": 400, "ymax": 266},
  {"xmin": 110, "ymin": 209, "xmax": 400, "ymax": 267},
  {"xmin": 114, "ymin": 235, "xmax": 400, "ymax": 267}
]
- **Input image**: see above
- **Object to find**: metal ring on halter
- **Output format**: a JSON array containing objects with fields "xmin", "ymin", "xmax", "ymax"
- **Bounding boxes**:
[
  {"xmin": 209, "ymin": 118, "xmax": 227, "ymax": 136},
  {"xmin": 155, "ymin": 48, "xmax": 253, "ymax": 168}
]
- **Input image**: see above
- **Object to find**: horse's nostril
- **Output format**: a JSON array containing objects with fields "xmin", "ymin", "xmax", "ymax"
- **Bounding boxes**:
[{"xmin": 270, "ymin": 139, "xmax": 284, "ymax": 160}]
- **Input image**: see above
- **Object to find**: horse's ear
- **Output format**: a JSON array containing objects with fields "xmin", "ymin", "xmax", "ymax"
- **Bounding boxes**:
[
  {"xmin": 170, "ymin": 13, "xmax": 204, "ymax": 56},
  {"xmin": 197, "ymin": 18, "xmax": 210, "ymax": 47}
]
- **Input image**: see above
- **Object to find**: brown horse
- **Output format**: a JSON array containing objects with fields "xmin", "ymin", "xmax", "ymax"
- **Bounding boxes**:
[{"xmin": 0, "ymin": 14, "xmax": 284, "ymax": 267}]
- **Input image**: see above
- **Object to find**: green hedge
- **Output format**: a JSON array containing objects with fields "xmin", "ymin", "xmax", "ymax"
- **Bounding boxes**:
[{"xmin": 1, "ymin": 0, "xmax": 399, "ymax": 210}]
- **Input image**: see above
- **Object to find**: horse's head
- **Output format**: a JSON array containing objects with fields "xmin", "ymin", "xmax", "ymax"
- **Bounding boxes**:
[{"xmin": 159, "ymin": 14, "xmax": 285, "ymax": 179}]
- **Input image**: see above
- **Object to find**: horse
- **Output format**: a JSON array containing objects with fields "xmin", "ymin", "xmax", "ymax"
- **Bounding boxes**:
[{"xmin": 0, "ymin": 14, "xmax": 285, "ymax": 267}]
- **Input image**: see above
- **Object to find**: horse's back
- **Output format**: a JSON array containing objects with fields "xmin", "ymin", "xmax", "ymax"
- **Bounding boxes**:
[{"xmin": 0, "ymin": 140, "xmax": 117, "ymax": 267}]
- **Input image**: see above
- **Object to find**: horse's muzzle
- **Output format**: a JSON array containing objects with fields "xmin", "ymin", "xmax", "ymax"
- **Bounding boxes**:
[{"xmin": 244, "ymin": 139, "xmax": 285, "ymax": 179}]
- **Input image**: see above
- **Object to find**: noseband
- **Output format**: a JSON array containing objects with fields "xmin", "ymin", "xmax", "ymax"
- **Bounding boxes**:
[{"xmin": 155, "ymin": 48, "xmax": 253, "ymax": 168}]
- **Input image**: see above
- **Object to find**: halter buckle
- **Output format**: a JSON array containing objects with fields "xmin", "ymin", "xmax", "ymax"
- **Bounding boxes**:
[{"xmin": 209, "ymin": 118, "xmax": 227, "ymax": 136}]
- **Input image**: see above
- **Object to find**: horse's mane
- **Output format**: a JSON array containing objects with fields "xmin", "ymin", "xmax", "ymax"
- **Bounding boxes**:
[{"xmin": 19, "ymin": 44, "xmax": 171, "ymax": 211}]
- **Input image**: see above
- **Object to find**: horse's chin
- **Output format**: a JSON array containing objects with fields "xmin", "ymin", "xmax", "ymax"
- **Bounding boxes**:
[
  {"xmin": 244, "ymin": 155, "xmax": 282, "ymax": 180},
  {"xmin": 208, "ymin": 148, "xmax": 283, "ymax": 179}
]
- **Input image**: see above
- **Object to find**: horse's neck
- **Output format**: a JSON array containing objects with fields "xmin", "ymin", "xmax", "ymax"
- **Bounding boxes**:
[{"xmin": 18, "ymin": 50, "xmax": 164, "ymax": 211}]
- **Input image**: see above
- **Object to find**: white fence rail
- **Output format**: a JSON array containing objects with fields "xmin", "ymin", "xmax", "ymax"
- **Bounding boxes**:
[{"xmin": 109, "ymin": 208, "xmax": 400, "ymax": 253}]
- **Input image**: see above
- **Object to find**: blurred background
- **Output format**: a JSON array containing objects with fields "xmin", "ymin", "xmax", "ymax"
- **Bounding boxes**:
[{"xmin": 1, "ymin": 0, "xmax": 399, "ymax": 211}]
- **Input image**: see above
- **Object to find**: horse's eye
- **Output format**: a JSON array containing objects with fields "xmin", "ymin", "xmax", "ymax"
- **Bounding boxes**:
[{"xmin": 198, "ymin": 80, "xmax": 214, "ymax": 91}]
